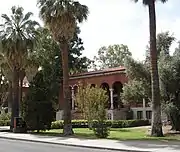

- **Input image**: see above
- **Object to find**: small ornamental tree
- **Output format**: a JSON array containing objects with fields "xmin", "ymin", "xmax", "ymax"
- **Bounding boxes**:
[
  {"xmin": 21, "ymin": 72, "xmax": 55, "ymax": 132},
  {"xmin": 76, "ymin": 83, "xmax": 109, "ymax": 138}
]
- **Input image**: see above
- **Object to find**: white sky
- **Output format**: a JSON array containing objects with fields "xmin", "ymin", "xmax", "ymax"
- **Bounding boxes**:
[{"xmin": 1, "ymin": 0, "xmax": 180, "ymax": 61}]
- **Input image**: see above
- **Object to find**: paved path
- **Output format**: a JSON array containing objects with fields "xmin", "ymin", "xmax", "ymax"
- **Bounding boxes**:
[
  {"xmin": 0, "ymin": 131, "xmax": 150, "ymax": 152},
  {"xmin": 0, "ymin": 138, "xmax": 125, "ymax": 152},
  {"xmin": 0, "ymin": 126, "xmax": 10, "ymax": 132},
  {"xmin": 0, "ymin": 131, "xmax": 180, "ymax": 152}
]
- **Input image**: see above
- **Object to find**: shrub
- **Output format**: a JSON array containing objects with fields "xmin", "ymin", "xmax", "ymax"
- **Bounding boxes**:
[
  {"xmin": 92, "ymin": 121, "xmax": 110, "ymax": 138},
  {"xmin": 75, "ymin": 84, "xmax": 109, "ymax": 138},
  {"xmin": 51, "ymin": 119, "xmax": 150, "ymax": 129},
  {"xmin": 0, "ymin": 112, "xmax": 11, "ymax": 126},
  {"xmin": 0, "ymin": 112, "xmax": 11, "ymax": 121},
  {"xmin": 22, "ymin": 72, "xmax": 55, "ymax": 132}
]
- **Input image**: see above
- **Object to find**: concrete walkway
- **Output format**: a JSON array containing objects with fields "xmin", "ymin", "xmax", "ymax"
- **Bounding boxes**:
[
  {"xmin": 0, "ymin": 126, "xmax": 10, "ymax": 132},
  {"xmin": 0, "ymin": 131, "xmax": 179, "ymax": 152}
]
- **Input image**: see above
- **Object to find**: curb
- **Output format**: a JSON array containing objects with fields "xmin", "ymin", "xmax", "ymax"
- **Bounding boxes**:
[{"xmin": 0, "ymin": 135, "xmax": 151, "ymax": 152}]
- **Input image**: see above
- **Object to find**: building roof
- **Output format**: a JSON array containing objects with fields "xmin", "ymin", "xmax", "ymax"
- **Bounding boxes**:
[
  {"xmin": 70, "ymin": 66, "xmax": 126, "ymax": 78},
  {"xmin": 22, "ymin": 66, "xmax": 126, "ymax": 86}
]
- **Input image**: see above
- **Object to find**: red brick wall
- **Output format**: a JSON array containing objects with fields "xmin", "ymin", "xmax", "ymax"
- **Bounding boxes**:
[{"xmin": 59, "ymin": 72, "xmax": 128, "ymax": 109}]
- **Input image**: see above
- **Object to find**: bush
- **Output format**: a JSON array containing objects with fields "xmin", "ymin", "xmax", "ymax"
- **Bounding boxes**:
[
  {"xmin": 76, "ymin": 84, "xmax": 109, "ymax": 138},
  {"xmin": 22, "ymin": 72, "xmax": 55, "ymax": 132},
  {"xmin": 92, "ymin": 121, "xmax": 110, "ymax": 138},
  {"xmin": 51, "ymin": 119, "xmax": 150, "ymax": 129},
  {"xmin": 0, "ymin": 112, "xmax": 11, "ymax": 126}
]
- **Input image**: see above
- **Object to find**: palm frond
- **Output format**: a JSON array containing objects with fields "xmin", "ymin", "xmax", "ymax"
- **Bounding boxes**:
[
  {"xmin": 0, "ymin": 6, "xmax": 40, "ymax": 71},
  {"xmin": 38, "ymin": 0, "xmax": 89, "ymax": 41}
]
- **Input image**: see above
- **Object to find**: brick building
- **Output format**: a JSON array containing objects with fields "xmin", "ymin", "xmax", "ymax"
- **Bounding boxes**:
[{"xmin": 57, "ymin": 66, "xmax": 155, "ymax": 121}]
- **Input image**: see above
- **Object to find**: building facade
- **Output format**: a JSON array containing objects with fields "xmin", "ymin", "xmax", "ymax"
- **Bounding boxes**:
[{"xmin": 57, "ymin": 67, "xmax": 156, "ymax": 121}]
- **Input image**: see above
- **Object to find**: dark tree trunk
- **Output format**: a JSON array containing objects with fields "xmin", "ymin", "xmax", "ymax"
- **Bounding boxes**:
[
  {"xmin": 148, "ymin": 1, "xmax": 163, "ymax": 137},
  {"xmin": 19, "ymin": 69, "xmax": 25, "ymax": 115},
  {"xmin": 8, "ymin": 82, "xmax": 13, "ymax": 112},
  {"xmin": 10, "ymin": 67, "xmax": 20, "ymax": 131},
  {"xmin": 60, "ymin": 41, "xmax": 74, "ymax": 136}
]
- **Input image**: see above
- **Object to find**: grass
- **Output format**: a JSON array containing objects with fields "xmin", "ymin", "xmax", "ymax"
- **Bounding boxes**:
[{"xmin": 35, "ymin": 127, "xmax": 180, "ymax": 141}]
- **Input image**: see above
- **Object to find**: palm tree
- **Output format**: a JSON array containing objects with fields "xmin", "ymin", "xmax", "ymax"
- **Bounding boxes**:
[
  {"xmin": 0, "ymin": 6, "xmax": 40, "ymax": 130},
  {"xmin": 133, "ymin": 0, "xmax": 167, "ymax": 136},
  {"xmin": 38, "ymin": 0, "xmax": 89, "ymax": 135}
]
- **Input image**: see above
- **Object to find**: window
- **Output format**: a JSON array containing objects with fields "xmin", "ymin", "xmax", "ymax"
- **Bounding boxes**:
[
  {"xmin": 107, "ymin": 113, "xmax": 112, "ymax": 120},
  {"xmin": 146, "ymin": 111, "xmax": 152, "ymax": 120},
  {"xmin": 137, "ymin": 111, "xmax": 143, "ymax": 119}
]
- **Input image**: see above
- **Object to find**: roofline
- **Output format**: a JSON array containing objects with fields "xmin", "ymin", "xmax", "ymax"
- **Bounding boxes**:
[{"xmin": 70, "ymin": 68, "xmax": 126, "ymax": 80}]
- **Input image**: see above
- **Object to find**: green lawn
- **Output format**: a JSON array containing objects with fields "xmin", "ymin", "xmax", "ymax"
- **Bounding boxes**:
[{"xmin": 36, "ymin": 127, "xmax": 180, "ymax": 141}]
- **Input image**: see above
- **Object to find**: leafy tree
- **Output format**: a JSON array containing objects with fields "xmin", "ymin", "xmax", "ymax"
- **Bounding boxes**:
[
  {"xmin": 122, "ymin": 57, "xmax": 151, "ymax": 104},
  {"xmin": 159, "ymin": 53, "xmax": 180, "ymax": 131},
  {"xmin": 38, "ymin": 0, "xmax": 89, "ymax": 135},
  {"xmin": 93, "ymin": 44, "xmax": 132, "ymax": 70},
  {"xmin": 173, "ymin": 41, "xmax": 180, "ymax": 56},
  {"xmin": 123, "ymin": 32, "xmax": 180, "ymax": 131},
  {"xmin": 22, "ymin": 72, "xmax": 55, "ymax": 132},
  {"xmin": 134, "ymin": 0, "xmax": 168, "ymax": 137},
  {"xmin": 0, "ymin": 6, "xmax": 40, "ymax": 130},
  {"xmin": 146, "ymin": 31, "xmax": 175, "ymax": 62},
  {"xmin": 156, "ymin": 32, "xmax": 175, "ymax": 56},
  {"xmin": 122, "ymin": 80, "xmax": 148, "ymax": 104},
  {"xmin": 76, "ymin": 84, "xmax": 109, "ymax": 138},
  {"xmin": 33, "ymin": 27, "xmax": 91, "ymax": 109}
]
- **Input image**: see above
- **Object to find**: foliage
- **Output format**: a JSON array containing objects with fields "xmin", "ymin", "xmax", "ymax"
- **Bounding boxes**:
[
  {"xmin": 38, "ymin": 0, "xmax": 89, "ymax": 135},
  {"xmin": 123, "ymin": 31, "xmax": 180, "ymax": 131},
  {"xmin": 146, "ymin": 31, "xmax": 175, "ymax": 62},
  {"xmin": 51, "ymin": 119, "xmax": 150, "ymax": 129},
  {"xmin": 21, "ymin": 72, "xmax": 55, "ymax": 132},
  {"xmin": 75, "ymin": 84, "xmax": 109, "ymax": 138},
  {"xmin": 35, "ymin": 27, "xmax": 91, "ymax": 75},
  {"xmin": 123, "ymin": 32, "xmax": 175, "ymax": 105},
  {"xmin": 33, "ymin": 27, "xmax": 91, "ymax": 109},
  {"xmin": 0, "ymin": 6, "xmax": 40, "ymax": 129},
  {"xmin": 0, "ymin": 112, "xmax": 11, "ymax": 121},
  {"xmin": 0, "ymin": 112, "xmax": 11, "ymax": 126},
  {"xmin": 38, "ymin": 0, "xmax": 89, "ymax": 42},
  {"xmin": 92, "ymin": 122, "xmax": 110, "ymax": 138},
  {"xmin": 0, "ymin": 70, "xmax": 8, "ymax": 108},
  {"xmin": 93, "ymin": 44, "xmax": 132, "ymax": 70},
  {"xmin": 76, "ymin": 84, "xmax": 108, "ymax": 122},
  {"xmin": 122, "ymin": 57, "xmax": 151, "ymax": 103},
  {"xmin": 159, "ymin": 52, "xmax": 180, "ymax": 131},
  {"xmin": 122, "ymin": 80, "xmax": 147, "ymax": 103},
  {"xmin": 0, "ymin": 6, "xmax": 40, "ymax": 71}
]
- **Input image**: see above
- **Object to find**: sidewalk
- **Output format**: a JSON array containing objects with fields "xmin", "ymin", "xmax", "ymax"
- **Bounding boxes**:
[
  {"xmin": 0, "ymin": 131, "xmax": 179, "ymax": 152},
  {"xmin": 0, "ymin": 126, "xmax": 10, "ymax": 132}
]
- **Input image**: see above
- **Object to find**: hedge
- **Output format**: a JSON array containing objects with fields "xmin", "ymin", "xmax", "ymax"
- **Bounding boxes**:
[
  {"xmin": 0, "ymin": 120, "xmax": 10, "ymax": 126},
  {"xmin": 51, "ymin": 119, "xmax": 150, "ymax": 129},
  {"xmin": 0, "ymin": 112, "xmax": 11, "ymax": 126}
]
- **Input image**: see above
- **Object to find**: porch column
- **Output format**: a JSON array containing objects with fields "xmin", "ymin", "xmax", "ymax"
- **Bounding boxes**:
[
  {"xmin": 71, "ymin": 87, "xmax": 75, "ymax": 110},
  {"xmin": 109, "ymin": 88, "xmax": 114, "ymax": 110}
]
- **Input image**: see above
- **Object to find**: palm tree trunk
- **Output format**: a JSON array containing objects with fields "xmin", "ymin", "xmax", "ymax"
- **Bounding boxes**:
[
  {"xmin": 10, "ymin": 67, "xmax": 20, "ymax": 131},
  {"xmin": 8, "ymin": 81, "xmax": 13, "ymax": 113},
  {"xmin": 19, "ymin": 69, "xmax": 25, "ymax": 116},
  {"xmin": 60, "ymin": 41, "xmax": 74, "ymax": 136},
  {"xmin": 148, "ymin": 1, "xmax": 163, "ymax": 137}
]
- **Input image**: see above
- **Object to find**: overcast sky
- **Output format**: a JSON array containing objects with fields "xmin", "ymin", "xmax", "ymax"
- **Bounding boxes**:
[{"xmin": 1, "ymin": 0, "xmax": 180, "ymax": 60}]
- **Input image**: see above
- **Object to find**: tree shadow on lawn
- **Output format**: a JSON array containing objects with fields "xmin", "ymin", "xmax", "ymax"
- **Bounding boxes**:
[
  {"xmin": 31, "ymin": 130, "xmax": 97, "ymax": 140},
  {"xmin": 110, "ymin": 128, "xmax": 131, "ymax": 132}
]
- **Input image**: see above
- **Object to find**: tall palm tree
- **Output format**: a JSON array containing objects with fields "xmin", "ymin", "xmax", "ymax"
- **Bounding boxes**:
[
  {"xmin": 0, "ymin": 6, "xmax": 40, "ymax": 130},
  {"xmin": 134, "ymin": 0, "xmax": 167, "ymax": 136},
  {"xmin": 38, "ymin": 0, "xmax": 89, "ymax": 135}
]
